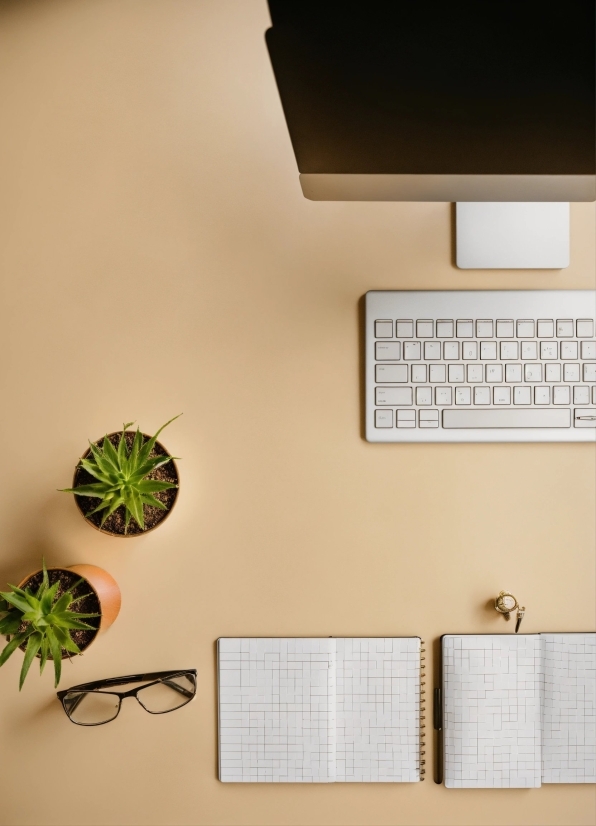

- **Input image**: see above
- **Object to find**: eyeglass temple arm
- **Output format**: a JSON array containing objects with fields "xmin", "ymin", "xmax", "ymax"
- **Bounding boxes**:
[
  {"xmin": 160, "ymin": 679, "xmax": 195, "ymax": 699},
  {"xmin": 57, "ymin": 669, "xmax": 196, "ymax": 696}
]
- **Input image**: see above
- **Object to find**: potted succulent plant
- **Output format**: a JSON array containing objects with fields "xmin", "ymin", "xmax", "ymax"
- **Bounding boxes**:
[
  {"xmin": 61, "ymin": 416, "xmax": 180, "ymax": 537},
  {"xmin": 0, "ymin": 561, "xmax": 121, "ymax": 689}
]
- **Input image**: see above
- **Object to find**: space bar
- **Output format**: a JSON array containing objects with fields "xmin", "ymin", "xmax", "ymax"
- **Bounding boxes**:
[{"xmin": 443, "ymin": 409, "xmax": 571, "ymax": 428}]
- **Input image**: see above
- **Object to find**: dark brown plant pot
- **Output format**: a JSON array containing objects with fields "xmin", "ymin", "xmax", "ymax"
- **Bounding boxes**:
[
  {"xmin": 17, "ymin": 564, "xmax": 121, "ymax": 658},
  {"xmin": 72, "ymin": 431, "xmax": 179, "ymax": 538}
]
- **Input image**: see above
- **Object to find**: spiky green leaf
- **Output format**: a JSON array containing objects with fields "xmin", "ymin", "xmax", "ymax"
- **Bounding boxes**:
[
  {"xmin": 0, "ymin": 590, "xmax": 32, "ymax": 614},
  {"xmin": 0, "ymin": 629, "xmax": 34, "ymax": 668},
  {"xmin": 40, "ymin": 581, "xmax": 60, "ymax": 614},
  {"xmin": 19, "ymin": 632, "xmax": 43, "ymax": 690},
  {"xmin": 45, "ymin": 629, "xmax": 63, "ymax": 687},
  {"xmin": 135, "ymin": 479, "xmax": 177, "ymax": 494},
  {"xmin": 139, "ymin": 493, "xmax": 167, "ymax": 510},
  {"xmin": 39, "ymin": 636, "xmax": 50, "ymax": 675}
]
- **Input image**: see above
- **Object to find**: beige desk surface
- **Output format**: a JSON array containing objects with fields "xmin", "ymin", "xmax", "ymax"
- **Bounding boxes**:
[{"xmin": 0, "ymin": 2, "xmax": 594, "ymax": 825}]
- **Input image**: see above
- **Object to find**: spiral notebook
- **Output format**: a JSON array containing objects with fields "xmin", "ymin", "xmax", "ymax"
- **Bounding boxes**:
[
  {"xmin": 441, "ymin": 633, "xmax": 596, "ymax": 788},
  {"xmin": 218, "ymin": 637, "xmax": 424, "ymax": 782}
]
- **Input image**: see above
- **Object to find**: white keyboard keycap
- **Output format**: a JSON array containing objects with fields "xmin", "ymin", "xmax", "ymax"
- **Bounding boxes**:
[
  {"xmin": 435, "ymin": 387, "xmax": 452, "ymax": 405},
  {"xmin": 403, "ymin": 341, "xmax": 421, "ymax": 360},
  {"xmin": 553, "ymin": 386, "xmax": 570, "ymax": 405},
  {"xmin": 416, "ymin": 320, "xmax": 434, "ymax": 338},
  {"xmin": 524, "ymin": 363, "xmax": 543, "ymax": 382},
  {"xmin": 545, "ymin": 363, "xmax": 561, "ymax": 382},
  {"xmin": 443, "ymin": 342, "xmax": 460, "ymax": 360},
  {"xmin": 443, "ymin": 408, "xmax": 571, "ymax": 428},
  {"xmin": 505, "ymin": 363, "xmax": 522, "ymax": 382},
  {"xmin": 396, "ymin": 409, "xmax": 416, "ymax": 428},
  {"xmin": 455, "ymin": 387, "xmax": 471, "ymax": 405},
  {"xmin": 456, "ymin": 320, "xmax": 473, "ymax": 338},
  {"xmin": 534, "ymin": 386, "xmax": 550, "ymax": 404},
  {"xmin": 521, "ymin": 341, "xmax": 538, "ymax": 360},
  {"xmin": 474, "ymin": 386, "xmax": 491, "ymax": 405},
  {"xmin": 411, "ymin": 364, "xmax": 428, "ymax": 383},
  {"xmin": 436, "ymin": 320, "xmax": 454, "ymax": 338},
  {"xmin": 375, "ymin": 341, "xmax": 401, "ymax": 360},
  {"xmin": 375, "ymin": 320, "xmax": 393, "ymax": 338},
  {"xmin": 574, "ymin": 386, "xmax": 590, "ymax": 404},
  {"xmin": 500, "ymin": 341, "xmax": 519, "ymax": 359},
  {"xmin": 375, "ymin": 409, "xmax": 393, "ymax": 428},
  {"xmin": 581, "ymin": 341, "xmax": 596, "ymax": 359},
  {"xmin": 563, "ymin": 363, "xmax": 580, "ymax": 382},
  {"xmin": 516, "ymin": 320, "xmax": 535, "ymax": 338},
  {"xmin": 416, "ymin": 386, "xmax": 432, "ymax": 405},
  {"xmin": 537, "ymin": 319, "xmax": 554, "ymax": 338},
  {"xmin": 560, "ymin": 341, "xmax": 578, "ymax": 359},
  {"xmin": 493, "ymin": 387, "xmax": 511, "ymax": 405},
  {"xmin": 476, "ymin": 320, "xmax": 493, "ymax": 338},
  {"xmin": 480, "ymin": 341, "xmax": 497, "ymax": 360},
  {"xmin": 574, "ymin": 408, "xmax": 596, "ymax": 427},
  {"xmin": 496, "ymin": 319, "xmax": 514, "ymax": 337},
  {"xmin": 429, "ymin": 364, "xmax": 446, "ymax": 383},
  {"xmin": 557, "ymin": 319, "xmax": 574, "ymax": 337},
  {"xmin": 514, "ymin": 386, "xmax": 531, "ymax": 405},
  {"xmin": 448, "ymin": 364, "xmax": 465, "ymax": 383},
  {"xmin": 396, "ymin": 319, "xmax": 413, "ymax": 337},
  {"xmin": 467, "ymin": 364, "xmax": 483, "ymax": 383},
  {"xmin": 424, "ymin": 341, "xmax": 441, "ymax": 359},
  {"xmin": 583, "ymin": 363, "xmax": 596, "ymax": 382},
  {"xmin": 375, "ymin": 387, "xmax": 413, "ymax": 405},
  {"xmin": 419, "ymin": 409, "xmax": 439, "ymax": 428},
  {"xmin": 462, "ymin": 341, "xmax": 478, "ymax": 360},
  {"xmin": 486, "ymin": 364, "xmax": 503, "ymax": 383},
  {"xmin": 540, "ymin": 341, "xmax": 558, "ymax": 360},
  {"xmin": 375, "ymin": 364, "xmax": 408, "ymax": 383},
  {"xmin": 577, "ymin": 319, "xmax": 594, "ymax": 337}
]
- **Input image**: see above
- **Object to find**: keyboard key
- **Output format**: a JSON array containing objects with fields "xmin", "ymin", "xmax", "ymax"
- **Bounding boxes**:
[
  {"xmin": 443, "ymin": 342, "xmax": 460, "ymax": 360},
  {"xmin": 474, "ymin": 387, "xmax": 491, "ymax": 405},
  {"xmin": 496, "ymin": 319, "xmax": 514, "ymax": 337},
  {"xmin": 375, "ymin": 409, "xmax": 393, "ymax": 428},
  {"xmin": 557, "ymin": 319, "xmax": 574, "ymax": 337},
  {"xmin": 419, "ymin": 409, "xmax": 439, "ymax": 428},
  {"xmin": 583, "ymin": 363, "xmax": 596, "ymax": 381},
  {"xmin": 462, "ymin": 341, "xmax": 478, "ymax": 360},
  {"xmin": 476, "ymin": 320, "xmax": 493, "ymax": 338},
  {"xmin": 517, "ymin": 320, "xmax": 535, "ymax": 338},
  {"xmin": 467, "ymin": 364, "xmax": 483, "ymax": 383},
  {"xmin": 375, "ymin": 320, "xmax": 393, "ymax": 338},
  {"xmin": 493, "ymin": 387, "xmax": 511, "ymax": 405},
  {"xmin": 436, "ymin": 320, "xmax": 454, "ymax": 338},
  {"xmin": 514, "ymin": 386, "xmax": 531, "ymax": 405},
  {"xmin": 537, "ymin": 319, "xmax": 554, "ymax": 338},
  {"xmin": 577, "ymin": 319, "xmax": 594, "ymax": 337},
  {"xmin": 416, "ymin": 386, "xmax": 432, "ymax": 405},
  {"xmin": 448, "ymin": 364, "xmax": 465, "ymax": 383},
  {"xmin": 561, "ymin": 341, "xmax": 578, "ymax": 359},
  {"xmin": 411, "ymin": 364, "xmax": 428, "ymax": 383},
  {"xmin": 545, "ymin": 363, "xmax": 561, "ymax": 382},
  {"xmin": 396, "ymin": 320, "xmax": 413, "ymax": 337},
  {"xmin": 480, "ymin": 341, "xmax": 497, "ymax": 360},
  {"xmin": 505, "ymin": 363, "xmax": 522, "ymax": 382},
  {"xmin": 429, "ymin": 364, "xmax": 446, "ymax": 382},
  {"xmin": 455, "ymin": 387, "xmax": 471, "ymax": 405},
  {"xmin": 521, "ymin": 341, "xmax": 538, "ymax": 359},
  {"xmin": 443, "ymin": 408, "xmax": 571, "ymax": 428},
  {"xmin": 375, "ymin": 364, "xmax": 408, "ymax": 383},
  {"xmin": 486, "ymin": 364, "xmax": 503, "ymax": 382},
  {"xmin": 375, "ymin": 387, "xmax": 413, "ymax": 405},
  {"xmin": 396, "ymin": 409, "xmax": 416, "ymax": 428},
  {"xmin": 375, "ymin": 341, "xmax": 401, "ymax": 360},
  {"xmin": 435, "ymin": 387, "xmax": 452, "ymax": 405},
  {"xmin": 534, "ymin": 386, "xmax": 550, "ymax": 404},
  {"xmin": 563, "ymin": 363, "xmax": 580, "ymax": 382},
  {"xmin": 403, "ymin": 341, "xmax": 421, "ymax": 360},
  {"xmin": 540, "ymin": 341, "xmax": 558, "ymax": 360},
  {"xmin": 416, "ymin": 320, "xmax": 434, "ymax": 338},
  {"xmin": 524, "ymin": 363, "xmax": 543, "ymax": 382},
  {"xmin": 456, "ymin": 320, "xmax": 473, "ymax": 338},
  {"xmin": 574, "ymin": 408, "xmax": 596, "ymax": 427},
  {"xmin": 581, "ymin": 341, "xmax": 596, "ymax": 359},
  {"xmin": 553, "ymin": 386, "xmax": 570, "ymax": 405},
  {"xmin": 500, "ymin": 341, "xmax": 519, "ymax": 359},
  {"xmin": 574, "ymin": 386, "xmax": 590, "ymax": 404},
  {"xmin": 424, "ymin": 341, "xmax": 441, "ymax": 359}
]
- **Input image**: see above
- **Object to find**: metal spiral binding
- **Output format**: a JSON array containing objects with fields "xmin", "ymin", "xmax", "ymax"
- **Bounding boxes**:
[{"xmin": 420, "ymin": 641, "xmax": 426, "ymax": 779}]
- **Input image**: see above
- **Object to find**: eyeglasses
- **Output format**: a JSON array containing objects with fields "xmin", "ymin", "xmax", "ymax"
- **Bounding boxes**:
[{"xmin": 57, "ymin": 669, "xmax": 197, "ymax": 726}]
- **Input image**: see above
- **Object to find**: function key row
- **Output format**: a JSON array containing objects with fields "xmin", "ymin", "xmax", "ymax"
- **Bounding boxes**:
[
  {"xmin": 374, "ymin": 318, "xmax": 594, "ymax": 339},
  {"xmin": 376, "ymin": 340, "xmax": 596, "ymax": 361}
]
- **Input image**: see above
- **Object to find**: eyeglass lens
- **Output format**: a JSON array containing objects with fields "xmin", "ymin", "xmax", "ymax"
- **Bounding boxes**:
[
  {"xmin": 63, "ymin": 690, "xmax": 120, "ymax": 725},
  {"xmin": 136, "ymin": 673, "xmax": 196, "ymax": 713}
]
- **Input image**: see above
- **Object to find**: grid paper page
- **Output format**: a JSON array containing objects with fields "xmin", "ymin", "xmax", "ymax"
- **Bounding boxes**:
[
  {"xmin": 218, "ymin": 638, "xmax": 336, "ymax": 782},
  {"xmin": 541, "ymin": 633, "xmax": 596, "ymax": 784},
  {"xmin": 335, "ymin": 637, "xmax": 420, "ymax": 782},
  {"xmin": 443, "ymin": 635, "xmax": 542, "ymax": 788}
]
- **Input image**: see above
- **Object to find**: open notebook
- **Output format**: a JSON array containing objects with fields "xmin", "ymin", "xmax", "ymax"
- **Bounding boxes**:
[
  {"xmin": 218, "ymin": 637, "xmax": 423, "ymax": 782},
  {"xmin": 442, "ymin": 633, "xmax": 596, "ymax": 788}
]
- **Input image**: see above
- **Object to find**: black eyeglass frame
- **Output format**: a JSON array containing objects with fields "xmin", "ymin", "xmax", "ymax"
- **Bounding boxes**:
[{"xmin": 57, "ymin": 669, "xmax": 197, "ymax": 726}]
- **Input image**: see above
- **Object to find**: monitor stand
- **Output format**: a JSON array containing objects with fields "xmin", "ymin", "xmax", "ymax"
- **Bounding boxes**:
[{"xmin": 455, "ymin": 202, "xmax": 569, "ymax": 269}]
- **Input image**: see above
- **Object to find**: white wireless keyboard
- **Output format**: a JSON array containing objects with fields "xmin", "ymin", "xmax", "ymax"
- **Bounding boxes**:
[{"xmin": 366, "ymin": 291, "xmax": 596, "ymax": 442}]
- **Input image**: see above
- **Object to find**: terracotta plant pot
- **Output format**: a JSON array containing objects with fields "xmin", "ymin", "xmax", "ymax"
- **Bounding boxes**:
[
  {"xmin": 71, "ymin": 431, "xmax": 179, "ymax": 538},
  {"xmin": 17, "ymin": 564, "xmax": 121, "ymax": 658}
]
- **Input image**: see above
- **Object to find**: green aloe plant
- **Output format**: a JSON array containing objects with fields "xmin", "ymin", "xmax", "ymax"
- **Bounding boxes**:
[
  {"xmin": 0, "ymin": 562, "xmax": 99, "ymax": 689},
  {"xmin": 61, "ymin": 416, "xmax": 180, "ymax": 534}
]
